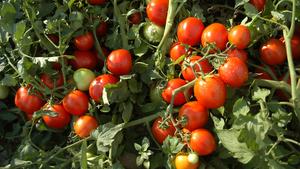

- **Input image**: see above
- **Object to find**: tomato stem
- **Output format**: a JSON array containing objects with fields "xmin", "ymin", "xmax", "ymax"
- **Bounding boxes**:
[
  {"xmin": 92, "ymin": 23, "xmax": 106, "ymax": 61},
  {"xmin": 124, "ymin": 111, "xmax": 164, "ymax": 128}
]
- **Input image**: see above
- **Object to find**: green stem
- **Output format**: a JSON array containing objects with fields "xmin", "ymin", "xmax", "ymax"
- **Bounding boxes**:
[
  {"xmin": 124, "ymin": 112, "xmax": 164, "ymax": 128},
  {"xmin": 283, "ymin": 138, "xmax": 300, "ymax": 147},
  {"xmin": 92, "ymin": 24, "xmax": 106, "ymax": 61},
  {"xmin": 253, "ymin": 79, "xmax": 291, "ymax": 94},
  {"xmin": 112, "ymin": 0, "xmax": 128, "ymax": 49}
]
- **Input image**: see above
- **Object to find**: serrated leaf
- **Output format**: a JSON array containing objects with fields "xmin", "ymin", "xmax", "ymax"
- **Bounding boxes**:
[
  {"xmin": 244, "ymin": 3, "xmax": 258, "ymax": 17},
  {"xmin": 122, "ymin": 101, "xmax": 133, "ymax": 123},
  {"xmin": 134, "ymin": 42, "xmax": 148, "ymax": 57},
  {"xmin": 252, "ymin": 87, "xmax": 270, "ymax": 102},
  {"xmin": 0, "ymin": 74, "xmax": 17, "ymax": 86},
  {"xmin": 162, "ymin": 136, "xmax": 184, "ymax": 154},
  {"xmin": 233, "ymin": 98, "xmax": 250, "ymax": 117},
  {"xmin": 271, "ymin": 11, "xmax": 285, "ymax": 21},
  {"xmin": 14, "ymin": 21, "xmax": 26, "ymax": 43}
]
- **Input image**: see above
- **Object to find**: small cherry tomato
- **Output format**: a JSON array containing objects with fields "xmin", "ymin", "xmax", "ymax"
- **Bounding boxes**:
[
  {"xmin": 74, "ymin": 32, "xmax": 94, "ymax": 51},
  {"xmin": 175, "ymin": 153, "xmax": 200, "ymax": 169},
  {"xmin": 260, "ymin": 38, "xmax": 286, "ymax": 65},
  {"xmin": 63, "ymin": 90, "xmax": 89, "ymax": 116},
  {"xmin": 47, "ymin": 34, "xmax": 59, "ymax": 45},
  {"xmin": 40, "ymin": 72, "xmax": 64, "ymax": 89},
  {"xmin": 128, "ymin": 12, "xmax": 142, "ymax": 25},
  {"xmin": 201, "ymin": 23, "xmax": 228, "ymax": 51},
  {"xmin": 146, "ymin": 0, "xmax": 168, "ymax": 26},
  {"xmin": 106, "ymin": 49, "xmax": 132, "ymax": 75},
  {"xmin": 151, "ymin": 117, "xmax": 176, "ymax": 144},
  {"xmin": 228, "ymin": 25, "xmax": 251, "ymax": 49},
  {"xmin": 73, "ymin": 68, "xmax": 96, "ymax": 91},
  {"xmin": 280, "ymin": 35, "xmax": 300, "ymax": 60},
  {"xmin": 96, "ymin": 21, "xmax": 108, "ymax": 37},
  {"xmin": 42, "ymin": 104, "xmax": 71, "ymax": 129},
  {"xmin": 74, "ymin": 115, "xmax": 99, "ymax": 138},
  {"xmin": 162, "ymin": 78, "xmax": 191, "ymax": 106},
  {"xmin": 249, "ymin": 0, "xmax": 266, "ymax": 11},
  {"xmin": 70, "ymin": 50, "xmax": 98, "ymax": 70},
  {"xmin": 177, "ymin": 17, "xmax": 205, "ymax": 46},
  {"xmin": 169, "ymin": 42, "xmax": 191, "ymax": 63},
  {"xmin": 87, "ymin": 0, "xmax": 106, "ymax": 5},
  {"xmin": 227, "ymin": 48, "xmax": 248, "ymax": 62},
  {"xmin": 190, "ymin": 129, "xmax": 216, "ymax": 156}
]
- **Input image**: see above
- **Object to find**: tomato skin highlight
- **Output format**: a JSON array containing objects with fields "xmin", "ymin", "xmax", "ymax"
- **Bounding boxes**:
[
  {"xmin": 106, "ymin": 49, "xmax": 132, "ymax": 76},
  {"xmin": 74, "ymin": 115, "xmax": 99, "ymax": 138},
  {"xmin": 260, "ymin": 38, "xmax": 286, "ymax": 65},
  {"xmin": 40, "ymin": 72, "xmax": 64, "ymax": 89},
  {"xmin": 151, "ymin": 117, "xmax": 176, "ymax": 144},
  {"xmin": 227, "ymin": 49, "xmax": 248, "ymax": 62},
  {"xmin": 63, "ymin": 90, "xmax": 89, "ymax": 116},
  {"xmin": 201, "ymin": 23, "xmax": 228, "ymax": 51},
  {"xmin": 177, "ymin": 17, "xmax": 205, "ymax": 46},
  {"xmin": 146, "ymin": 0, "xmax": 168, "ymax": 26},
  {"xmin": 70, "ymin": 50, "xmax": 98, "ymax": 70},
  {"xmin": 169, "ymin": 42, "xmax": 190, "ymax": 63},
  {"xmin": 190, "ymin": 129, "xmax": 216, "ymax": 156},
  {"xmin": 194, "ymin": 75, "xmax": 226, "ymax": 109},
  {"xmin": 228, "ymin": 25, "xmax": 251, "ymax": 49},
  {"xmin": 175, "ymin": 153, "xmax": 200, "ymax": 169},
  {"xmin": 178, "ymin": 101, "xmax": 209, "ymax": 131},
  {"xmin": 89, "ymin": 74, "xmax": 119, "ymax": 102},
  {"xmin": 74, "ymin": 32, "xmax": 94, "ymax": 51},
  {"xmin": 162, "ymin": 78, "xmax": 191, "ymax": 106},
  {"xmin": 218, "ymin": 57, "xmax": 249, "ymax": 88},
  {"xmin": 42, "ymin": 104, "xmax": 71, "ymax": 129},
  {"xmin": 249, "ymin": 0, "xmax": 266, "ymax": 11}
]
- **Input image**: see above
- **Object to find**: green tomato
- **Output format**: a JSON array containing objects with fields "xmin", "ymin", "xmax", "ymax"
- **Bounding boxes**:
[
  {"xmin": 149, "ymin": 84, "xmax": 163, "ymax": 103},
  {"xmin": 143, "ymin": 22, "xmax": 164, "ymax": 44},
  {"xmin": 188, "ymin": 152, "xmax": 199, "ymax": 164},
  {"xmin": 0, "ymin": 85, "xmax": 9, "ymax": 99},
  {"xmin": 73, "ymin": 68, "xmax": 96, "ymax": 91}
]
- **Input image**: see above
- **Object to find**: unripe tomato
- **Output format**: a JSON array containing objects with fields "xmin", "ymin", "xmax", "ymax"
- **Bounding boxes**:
[
  {"xmin": 227, "ymin": 49, "xmax": 248, "ymax": 62},
  {"xmin": 40, "ymin": 72, "xmax": 64, "ymax": 89},
  {"xmin": 177, "ymin": 17, "xmax": 205, "ymax": 46},
  {"xmin": 74, "ymin": 115, "xmax": 99, "ymax": 138},
  {"xmin": 63, "ymin": 90, "xmax": 89, "ymax": 116},
  {"xmin": 146, "ymin": 0, "xmax": 168, "ymax": 26},
  {"xmin": 74, "ymin": 32, "xmax": 94, "ymax": 51},
  {"xmin": 106, "ymin": 49, "xmax": 132, "ymax": 75},
  {"xmin": 151, "ymin": 117, "xmax": 175, "ymax": 144},
  {"xmin": 143, "ymin": 22, "xmax": 164, "ymax": 44},
  {"xmin": 190, "ymin": 129, "xmax": 216, "ymax": 156},
  {"xmin": 175, "ymin": 153, "xmax": 200, "ymax": 169},
  {"xmin": 249, "ymin": 0, "xmax": 266, "ymax": 11},
  {"xmin": 42, "ymin": 104, "xmax": 71, "ymax": 129},
  {"xmin": 96, "ymin": 21, "xmax": 108, "ymax": 37},
  {"xmin": 149, "ymin": 84, "xmax": 163, "ymax": 103},
  {"xmin": 201, "ymin": 23, "xmax": 228, "ymax": 51},
  {"xmin": 228, "ymin": 25, "xmax": 251, "ymax": 49},
  {"xmin": 73, "ymin": 68, "xmax": 96, "ymax": 91},
  {"xmin": 181, "ymin": 56, "xmax": 213, "ymax": 81},
  {"xmin": 0, "ymin": 85, "xmax": 9, "ymax": 99},
  {"xmin": 15, "ymin": 87, "xmax": 44, "ymax": 115},
  {"xmin": 169, "ymin": 42, "xmax": 191, "ymax": 63},
  {"xmin": 70, "ymin": 50, "xmax": 98, "ymax": 70},
  {"xmin": 88, "ymin": 0, "xmax": 106, "ymax": 5},
  {"xmin": 260, "ymin": 39, "xmax": 286, "ymax": 65}
]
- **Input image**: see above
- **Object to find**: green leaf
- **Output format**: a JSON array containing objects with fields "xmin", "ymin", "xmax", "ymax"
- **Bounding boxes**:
[
  {"xmin": 14, "ymin": 21, "xmax": 26, "ymax": 43},
  {"xmin": 235, "ymin": 0, "xmax": 249, "ymax": 8},
  {"xmin": 252, "ymin": 86, "xmax": 270, "ymax": 102},
  {"xmin": 244, "ymin": 3, "xmax": 258, "ymax": 17},
  {"xmin": 0, "ymin": 74, "xmax": 17, "ymax": 86},
  {"xmin": 134, "ymin": 42, "xmax": 148, "ymax": 57},
  {"xmin": 121, "ymin": 101, "xmax": 133, "ymax": 123},
  {"xmin": 233, "ymin": 98, "xmax": 250, "ymax": 117},
  {"xmin": 134, "ymin": 143, "xmax": 142, "ymax": 151},
  {"xmin": 190, "ymin": 4, "xmax": 206, "ymax": 22},
  {"xmin": 0, "ymin": 2, "xmax": 16, "ymax": 33},
  {"xmin": 80, "ymin": 140, "xmax": 88, "ymax": 169},
  {"xmin": 271, "ymin": 11, "xmax": 285, "ymax": 21},
  {"xmin": 162, "ymin": 136, "xmax": 185, "ymax": 154}
]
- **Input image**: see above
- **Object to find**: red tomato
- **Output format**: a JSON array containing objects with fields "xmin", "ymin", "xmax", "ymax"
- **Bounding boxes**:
[
  {"xmin": 162, "ymin": 78, "xmax": 191, "ymax": 106},
  {"xmin": 151, "ymin": 117, "xmax": 176, "ymax": 144},
  {"xmin": 169, "ymin": 42, "xmax": 191, "ymax": 63},
  {"xmin": 87, "ymin": 0, "xmax": 106, "ymax": 5},
  {"xmin": 146, "ymin": 0, "xmax": 168, "ymax": 26},
  {"xmin": 194, "ymin": 75, "xmax": 226, "ymax": 109},
  {"xmin": 47, "ymin": 34, "xmax": 59, "ymax": 45},
  {"xmin": 74, "ymin": 32, "xmax": 94, "ymax": 51},
  {"xmin": 42, "ymin": 104, "xmax": 71, "ymax": 129},
  {"xmin": 89, "ymin": 74, "xmax": 119, "ymax": 102},
  {"xmin": 227, "ymin": 49, "xmax": 248, "ymax": 62},
  {"xmin": 51, "ymin": 62, "xmax": 62, "ymax": 70},
  {"xmin": 178, "ymin": 101, "xmax": 209, "ymax": 131},
  {"xmin": 74, "ymin": 115, "xmax": 99, "ymax": 138},
  {"xmin": 280, "ymin": 35, "xmax": 300, "ymax": 60},
  {"xmin": 70, "ymin": 50, "xmax": 98, "ymax": 70},
  {"xmin": 201, "ymin": 23, "xmax": 228, "ymax": 51},
  {"xmin": 63, "ymin": 90, "xmax": 89, "ymax": 116},
  {"xmin": 96, "ymin": 21, "xmax": 108, "ymax": 37},
  {"xmin": 181, "ymin": 55, "xmax": 213, "ymax": 81},
  {"xmin": 40, "ymin": 72, "xmax": 64, "ymax": 89},
  {"xmin": 15, "ymin": 87, "xmax": 44, "ymax": 116},
  {"xmin": 260, "ymin": 39, "xmax": 286, "ymax": 65},
  {"xmin": 218, "ymin": 57, "xmax": 248, "ymax": 88},
  {"xmin": 177, "ymin": 17, "xmax": 205, "ymax": 46},
  {"xmin": 249, "ymin": 0, "xmax": 266, "ymax": 11},
  {"xmin": 128, "ymin": 12, "xmax": 142, "ymax": 25},
  {"xmin": 228, "ymin": 25, "xmax": 251, "ymax": 49},
  {"xmin": 190, "ymin": 129, "xmax": 216, "ymax": 156},
  {"xmin": 106, "ymin": 49, "xmax": 132, "ymax": 75}
]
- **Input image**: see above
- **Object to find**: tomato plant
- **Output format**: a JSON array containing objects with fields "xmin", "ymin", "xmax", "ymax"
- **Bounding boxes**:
[
  {"xmin": 74, "ymin": 115, "xmax": 98, "ymax": 138},
  {"xmin": 63, "ymin": 90, "xmax": 89, "ymax": 116}
]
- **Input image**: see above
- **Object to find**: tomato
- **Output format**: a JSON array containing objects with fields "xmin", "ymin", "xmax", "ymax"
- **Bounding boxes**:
[
  {"xmin": 89, "ymin": 74, "xmax": 119, "ymax": 102},
  {"xmin": 218, "ymin": 57, "xmax": 248, "ymax": 88},
  {"xmin": 74, "ymin": 32, "xmax": 94, "ymax": 51},
  {"xmin": 249, "ymin": 0, "xmax": 266, "ymax": 11},
  {"xmin": 70, "ymin": 50, "xmax": 98, "ymax": 70},
  {"xmin": 151, "ymin": 117, "xmax": 176, "ymax": 144},
  {"xmin": 51, "ymin": 62, "xmax": 62, "ymax": 70},
  {"xmin": 149, "ymin": 84, "xmax": 163, "ymax": 103},
  {"xmin": 161, "ymin": 78, "xmax": 191, "ymax": 106},
  {"xmin": 227, "ymin": 49, "xmax": 248, "ymax": 62},
  {"xmin": 260, "ymin": 38, "xmax": 286, "ymax": 65},
  {"xmin": 181, "ymin": 56, "xmax": 213, "ymax": 81},
  {"xmin": 178, "ymin": 101, "xmax": 209, "ymax": 131},
  {"xmin": 42, "ymin": 104, "xmax": 71, "ymax": 129},
  {"xmin": 228, "ymin": 25, "xmax": 251, "ymax": 49},
  {"xmin": 88, "ymin": 0, "xmax": 106, "ymax": 5},
  {"xmin": 74, "ymin": 115, "xmax": 99, "ymax": 138},
  {"xmin": 280, "ymin": 35, "xmax": 300, "ymax": 60},
  {"xmin": 73, "ymin": 68, "xmax": 96, "ymax": 91},
  {"xmin": 106, "ymin": 49, "xmax": 132, "ymax": 75},
  {"xmin": 143, "ymin": 22, "xmax": 164, "ymax": 44},
  {"xmin": 255, "ymin": 66, "xmax": 276, "ymax": 80},
  {"xmin": 0, "ymin": 85, "xmax": 9, "ymax": 99},
  {"xmin": 175, "ymin": 153, "xmax": 200, "ymax": 169},
  {"xmin": 201, "ymin": 23, "xmax": 228, "ymax": 51},
  {"xmin": 47, "ymin": 34, "xmax": 59, "ymax": 45},
  {"xmin": 190, "ymin": 129, "xmax": 216, "ymax": 156},
  {"xmin": 146, "ymin": 0, "xmax": 168, "ymax": 26},
  {"xmin": 96, "ymin": 21, "xmax": 108, "ymax": 37},
  {"xmin": 128, "ymin": 12, "xmax": 142, "ymax": 25},
  {"xmin": 40, "ymin": 72, "xmax": 64, "ymax": 89},
  {"xmin": 194, "ymin": 75, "xmax": 226, "ymax": 109},
  {"xmin": 177, "ymin": 17, "xmax": 205, "ymax": 46},
  {"xmin": 15, "ymin": 87, "xmax": 44, "ymax": 115},
  {"xmin": 169, "ymin": 42, "xmax": 191, "ymax": 63},
  {"xmin": 63, "ymin": 90, "xmax": 89, "ymax": 116}
]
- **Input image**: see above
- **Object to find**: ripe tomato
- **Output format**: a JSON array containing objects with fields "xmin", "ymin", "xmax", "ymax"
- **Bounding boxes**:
[
  {"xmin": 227, "ymin": 48, "xmax": 248, "ymax": 62},
  {"xmin": 280, "ymin": 35, "xmax": 300, "ymax": 60},
  {"xmin": 63, "ymin": 90, "xmax": 89, "ymax": 116},
  {"xmin": 51, "ymin": 62, "xmax": 62, "ymax": 70},
  {"xmin": 194, "ymin": 75, "xmax": 226, "ymax": 109},
  {"xmin": 106, "ymin": 49, "xmax": 132, "ymax": 75},
  {"xmin": 190, "ymin": 129, "xmax": 216, "ymax": 156},
  {"xmin": 74, "ymin": 32, "xmax": 94, "ymax": 51},
  {"xmin": 169, "ymin": 42, "xmax": 191, "ymax": 63},
  {"xmin": 175, "ymin": 153, "xmax": 200, "ymax": 169},
  {"xmin": 181, "ymin": 56, "xmax": 213, "ymax": 81},
  {"xmin": 143, "ymin": 22, "xmax": 164, "ymax": 44},
  {"xmin": 73, "ymin": 68, "xmax": 96, "ymax": 91},
  {"xmin": 42, "ymin": 104, "xmax": 71, "ymax": 129},
  {"xmin": 146, "ymin": 0, "xmax": 168, "ymax": 26},
  {"xmin": 96, "ymin": 21, "xmax": 108, "ymax": 37},
  {"xmin": 128, "ymin": 12, "xmax": 142, "ymax": 25},
  {"xmin": 177, "ymin": 17, "xmax": 205, "ymax": 46},
  {"xmin": 151, "ymin": 117, "xmax": 176, "ymax": 144},
  {"xmin": 201, "ymin": 23, "xmax": 228, "ymax": 51},
  {"xmin": 0, "ymin": 85, "xmax": 9, "ymax": 99},
  {"xmin": 47, "ymin": 34, "xmax": 59, "ymax": 45},
  {"xmin": 40, "ymin": 72, "xmax": 64, "ymax": 89},
  {"xmin": 88, "ymin": 0, "xmax": 106, "ymax": 5},
  {"xmin": 218, "ymin": 57, "xmax": 248, "ymax": 88},
  {"xmin": 15, "ymin": 87, "xmax": 44, "ymax": 115},
  {"xmin": 178, "ymin": 101, "xmax": 209, "ymax": 131},
  {"xmin": 74, "ymin": 115, "xmax": 99, "ymax": 138},
  {"xmin": 89, "ymin": 74, "xmax": 119, "ymax": 102},
  {"xmin": 228, "ymin": 25, "xmax": 251, "ymax": 49},
  {"xmin": 161, "ymin": 78, "xmax": 191, "ymax": 106},
  {"xmin": 249, "ymin": 0, "xmax": 266, "ymax": 11},
  {"xmin": 70, "ymin": 50, "xmax": 98, "ymax": 70},
  {"xmin": 260, "ymin": 39, "xmax": 286, "ymax": 65}
]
